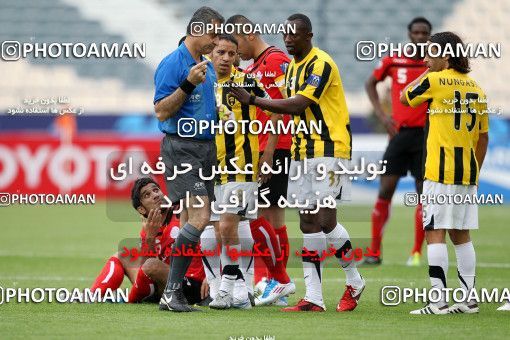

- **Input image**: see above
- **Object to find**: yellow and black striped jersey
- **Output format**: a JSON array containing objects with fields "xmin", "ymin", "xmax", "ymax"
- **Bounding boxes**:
[
  {"xmin": 406, "ymin": 68, "xmax": 489, "ymax": 185},
  {"xmin": 284, "ymin": 47, "xmax": 351, "ymax": 160},
  {"xmin": 215, "ymin": 69, "xmax": 270, "ymax": 184}
]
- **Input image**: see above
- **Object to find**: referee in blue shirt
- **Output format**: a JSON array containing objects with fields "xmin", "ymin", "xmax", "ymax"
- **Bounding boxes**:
[{"xmin": 154, "ymin": 6, "xmax": 224, "ymax": 312}]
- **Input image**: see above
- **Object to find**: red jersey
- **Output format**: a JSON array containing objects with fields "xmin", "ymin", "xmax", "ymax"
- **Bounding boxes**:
[
  {"xmin": 244, "ymin": 46, "xmax": 292, "ymax": 151},
  {"xmin": 373, "ymin": 56, "xmax": 428, "ymax": 129},
  {"xmin": 140, "ymin": 214, "xmax": 205, "ymax": 282}
]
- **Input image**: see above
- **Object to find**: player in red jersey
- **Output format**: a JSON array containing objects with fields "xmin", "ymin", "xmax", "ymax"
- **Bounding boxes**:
[
  {"xmin": 91, "ymin": 177, "xmax": 209, "ymax": 305},
  {"xmin": 226, "ymin": 14, "xmax": 293, "ymax": 306},
  {"xmin": 364, "ymin": 17, "xmax": 432, "ymax": 266}
]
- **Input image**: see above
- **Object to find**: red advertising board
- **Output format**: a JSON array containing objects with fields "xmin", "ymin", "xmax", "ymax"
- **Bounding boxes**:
[{"xmin": 0, "ymin": 133, "xmax": 165, "ymax": 198}]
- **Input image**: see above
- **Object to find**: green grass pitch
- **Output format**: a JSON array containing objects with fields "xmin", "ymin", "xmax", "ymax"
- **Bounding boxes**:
[{"xmin": 1, "ymin": 203, "xmax": 509, "ymax": 339}]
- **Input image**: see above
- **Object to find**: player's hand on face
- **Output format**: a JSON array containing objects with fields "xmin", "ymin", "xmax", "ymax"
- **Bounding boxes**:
[
  {"xmin": 258, "ymin": 151, "xmax": 274, "ymax": 184},
  {"xmin": 229, "ymin": 83, "xmax": 251, "ymax": 105},
  {"xmin": 200, "ymin": 279, "xmax": 209, "ymax": 300},
  {"xmin": 142, "ymin": 208, "xmax": 163, "ymax": 236},
  {"xmin": 187, "ymin": 60, "xmax": 209, "ymax": 85}
]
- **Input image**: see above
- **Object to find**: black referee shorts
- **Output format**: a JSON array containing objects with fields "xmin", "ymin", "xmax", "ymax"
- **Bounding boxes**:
[
  {"xmin": 382, "ymin": 127, "xmax": 424, "ymax": 179},
  {"xmin": 258, "ymin": 149, "xmax": 291, "ymax": 206},
  {"xmin": 160, "ymin": 134, "xmax": 216, "ymax": 203}
]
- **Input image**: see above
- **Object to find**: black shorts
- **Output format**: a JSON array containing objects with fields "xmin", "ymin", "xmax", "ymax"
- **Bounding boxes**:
[
  {"xmin": 258, "ymin": 149, "xmax": 291, "ymax": 206},
  {"xmin": 161, "ymin": 134, "xmax": 216, "ymax": 203},
  {"xmin": 382, "ymin": 127, "xmax": 424, "ymax": 179}
]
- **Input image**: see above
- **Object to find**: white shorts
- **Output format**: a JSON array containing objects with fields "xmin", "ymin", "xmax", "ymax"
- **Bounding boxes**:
[
  {"xmin": 422, "ymin": 180, "xmax": 479, "ymax": 230},
  {"xmin": 287, "ymin": 157, "xmax": 352, "ymax": 210},
  {"xmin": 210, "ymin": 182, "xmax": 258, "ymax": 222}
]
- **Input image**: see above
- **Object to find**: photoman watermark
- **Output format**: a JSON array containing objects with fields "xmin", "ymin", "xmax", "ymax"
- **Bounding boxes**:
[
  {"xmin": 0, "ymin": 287, "xmax": 128, "ymax": 304},
  {"xmin": 190, "ymin": 22, "xmax": 296, "ymax": 36},
  {"xmin": 1, "ymin": 41, "xmax": 145, "ymax": 61},
  {"xmin": 381, "ymin": 286, "xmax": 510, "ymax": 306},
  {"xmin": 356, "ymin": 41, "xmax": 501, "ymax": 61},
  {"xmin": 0, "ymin": 193, "xmax": 96, "ymax": 207},
  {"xmin": 404, "ymin": 192, "xmax": 503, "ymax": 207},
  {"xmin": 177, "ymin": 118, "xmax": 322, "ymax": 138}
]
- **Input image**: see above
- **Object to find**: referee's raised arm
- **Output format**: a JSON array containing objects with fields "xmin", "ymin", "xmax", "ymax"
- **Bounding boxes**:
[{"xmin": 155, "ymin": 59, "xmax": 209, "ymax": 121}]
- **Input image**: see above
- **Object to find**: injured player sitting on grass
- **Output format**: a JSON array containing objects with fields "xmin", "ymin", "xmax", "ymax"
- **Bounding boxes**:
[{"xmin": 90, "ymin": 177, "xmax": 210, "ymax": 305}]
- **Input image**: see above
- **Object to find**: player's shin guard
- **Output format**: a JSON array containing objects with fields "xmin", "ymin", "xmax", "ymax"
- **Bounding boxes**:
[
  {"xmin": 128, "ymin": 268, "xmax": 155, "ymax": 303},
  {"xmin": 275, "ymin": 225, "xmax": 290, "ymax": 268},
  {"xmin": 165, "ymin": 223, "xmax": 202, "ymax": 292},
  {"xmin": 370, "ymin": 197, "xmax": 390, "ymax": 255},
  {"xmin": 302, "ymin": 232, "xmax": 326, "ymax": 308},
  {"xmin": 427, "ymin": 243, "xmax": 449, "ymax": 307},
  {"xmin": 250, "ymin": 217, "xmax": 290, "ymax": 284},
  {"xmin": 238, "ymin": 220, "xmax": 254, "ymax": 295},
  {"xmin": 412, "ymin": 204, "xmax": 425, "ymax": 254},
  {"xmin": 454, "ymin": 241, "xmax": 476, "ymax": 304},
  {"xmin": 200, "ymin": 225, "xmax": 221, "ymax": 299},
  {"xmin": 219, "ymin": 244, "xmax": 242, "ymax": 296},
  {"xmin": 325, "ymin": 223, "xmax": 363, "ymax": 288},
  {"xmin": 91, "ymin": 256, "xmax": 124, "ymax": 294}
]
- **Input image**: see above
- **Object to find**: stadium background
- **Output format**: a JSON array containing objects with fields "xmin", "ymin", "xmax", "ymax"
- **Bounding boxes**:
[
  {"xmin": 1, "ymin": 0, "xmax": 508, "ymax": 203},
  {"xmin": 0, "ymin": 1, "xmax": 509, "ymax": 338}
]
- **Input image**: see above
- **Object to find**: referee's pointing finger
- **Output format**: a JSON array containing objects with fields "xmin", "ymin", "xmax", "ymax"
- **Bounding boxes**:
[{"xmin": 196, "ymin": 60, "xmax": 209, "ymax": 68}]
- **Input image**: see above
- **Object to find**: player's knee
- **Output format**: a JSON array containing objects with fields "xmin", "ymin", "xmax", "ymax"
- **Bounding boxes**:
[
  {"xmin": 448, "ymin": 230, "xmax": 471, "ymax": 245},
  {"xmin": 259, "ymin": 207, "xmax": 283, "ymax": 228},
  {"xmin": 141, "ymin": 258, "xmax": 161, "ymax": 278},
  {"xmin": 379, "ymin": 178, "xmax": 398, "ymax": 200},
  {"xmin": 425, "ymin": 229, "xmax": 446, "ymax": 244},
  {"xmin": 378, "ymin": 188, "xmax": 394, "ymax": 200},
  {"xmin": 299, "ymin": 218, "xmax": 320, "ymax": 233},
  {"xmin": 189, "ymin": 210, "xmax": 210, "ymax": 229},
  {"xmin": 218, "ymin": 220, "xmax": 236, "ymax": 240},
  {"xmin": 264, "ymin": 214, "xmax": 276, "ymax": 228},
  {"xmin": 317, "ymin": 211, "xmax": 337, "ymax": 230},
  {"xmin": 300, "ymin": 212, "xmax": 315, "ymax": 224}
]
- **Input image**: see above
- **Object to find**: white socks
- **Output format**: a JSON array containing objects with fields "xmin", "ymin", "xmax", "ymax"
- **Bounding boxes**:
[
  {"xmin": 200, "ymin": 225, "xmax": 220, "ymax": 299},
  {"xmin": 427, "ymin": 243, "xmax": 449, "ymax": 307},
  {"xmin": 325, "ymin": 223, "xmax": 364, "ymax": 288},
  {"xmin": 219, "ymin": 244, "xmax": 241, "ymax": 295},
  {"xmin": 200, "ymin": 223, "xmax": 253, "ymax": 302},
  {"xmin": 454, "ymin": 241, "xmax": 476, "ymax": 303},
  {"xmin": 237, "ymin": 220, "xmax": 254, "ymax": 295},
  {"xmin": 302, "ymin": 232, "xmax": 326, "ymax": 308},
  {"xmin": 427, "ymin": 241, "xmax": 477, "ymax": 306}
]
